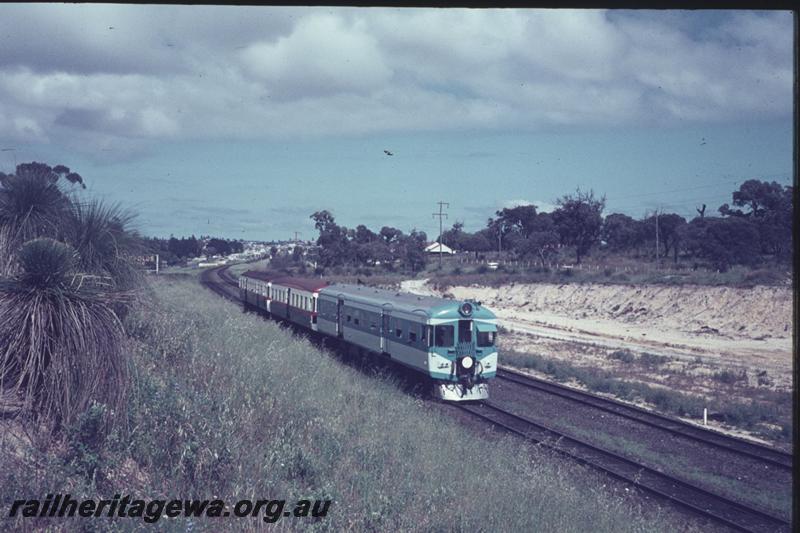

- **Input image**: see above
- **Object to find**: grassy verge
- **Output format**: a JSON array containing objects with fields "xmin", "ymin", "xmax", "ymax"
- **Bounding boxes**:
[
  {"xmin": 502, "ymin": 350, "xmax": 792, "ymax": 442},
  {"xmin": 429, "ymin": 264, "xmax": 791, "ymax": 289},
  {"xmin": 1, "ymin": 278, "xmax": 700, "ymax": 531}
]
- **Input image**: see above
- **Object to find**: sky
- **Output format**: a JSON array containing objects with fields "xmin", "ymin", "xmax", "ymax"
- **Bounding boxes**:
[{"xmin": 0, "ymin": 6, "xmax": 793, "ymax": 241}]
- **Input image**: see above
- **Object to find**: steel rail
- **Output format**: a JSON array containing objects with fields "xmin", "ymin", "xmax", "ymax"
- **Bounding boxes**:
[
  {"xmin": 495, "ymin": 367, "xmax": 793, "ymax": 471},
  {"xmin": 455, "ymin": 401, "xmax": 790, "ymax": 533}
]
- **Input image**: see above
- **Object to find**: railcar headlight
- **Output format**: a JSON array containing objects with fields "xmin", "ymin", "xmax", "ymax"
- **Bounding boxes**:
[
  {"xmin": 461, "ymin": 356, "xmax": 474, "ymax": 370},
  {"xmin": 459, "ymin": 302, "xmax": 473, "ymax": 317}
]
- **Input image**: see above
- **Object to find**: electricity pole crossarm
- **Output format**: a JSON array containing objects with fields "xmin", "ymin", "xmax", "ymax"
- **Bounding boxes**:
[{"xmin": 432, "ymin": 201, "xmax": 449, "ymax": 268}]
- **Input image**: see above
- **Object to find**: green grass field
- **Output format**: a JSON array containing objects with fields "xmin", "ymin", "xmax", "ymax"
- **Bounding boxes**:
[{"xmin": 1, "ymin": 278, "xmax": 707, "ymax": 531}]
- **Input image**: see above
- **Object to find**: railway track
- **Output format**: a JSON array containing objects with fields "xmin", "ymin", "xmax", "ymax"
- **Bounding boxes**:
[
  {"xmin": 198, "ymin": 264, "xmax": 240, "ymax": 301},
  {"xmin": 199, "ymin": 266, "xmax": 791, "ymax": 531},
  {"xmin": 455, "ymin": 401, "xmax": 790, "ymax": 533},
  {"xmin": 496, "ymin": 367, "xmax": 793, "ymax": 471}
]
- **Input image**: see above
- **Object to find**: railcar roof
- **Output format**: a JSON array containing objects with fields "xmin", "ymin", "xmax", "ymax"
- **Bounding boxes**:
[
  {"xmin": 322, "ymin": 283, "xmax": 447, "ymax": 308},
  {"xmin": 320, "ymin": 283, "xmax": 496, "ymax": 320},
  {"xmin": 272, "ymin": 277, "xmax": 329, "ymax": 292},
  {"xmin": 242, "ymin": 270, "xmax": 281, "ymax": 282},
  {"xmin": 242, "ymin": 271, "xmax": 329, "ymax": 292}
]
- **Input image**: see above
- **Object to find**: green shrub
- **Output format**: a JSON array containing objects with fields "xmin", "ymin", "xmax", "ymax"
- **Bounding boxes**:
[
  {"xmin": 639, "ymin": 353, "xmax": 670, "ymax": 367},
  {"xmin": 609, "ymin": 350, "xmax": 635, "ymax": 363},
  {"xmin": 712, "ymin": 369, "xmax": 748, "ymax": 385}
]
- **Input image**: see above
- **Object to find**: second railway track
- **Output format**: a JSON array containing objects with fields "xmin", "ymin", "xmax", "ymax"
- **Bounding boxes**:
[
  {"xmin": 496, "ymin": 367, "xmax": 793, "ymax": 471},
  {"xmin": 455, "ymin": 401, "xmax": 790, "ymax": 533}
]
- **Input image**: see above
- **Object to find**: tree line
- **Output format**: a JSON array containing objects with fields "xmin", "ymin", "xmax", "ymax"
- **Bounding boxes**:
[
  {"xmin": 308, "ymin": 179, "xmax": 792, "ymax": 273},
  {"xmin": 309, "ymin": 210, "xmax": 428, "ymax": 272},
  {"xmin": 437, "ymin": 180, "xmax": 792, "ymax": 272},
  {"xmin": 143, "ymin": 235, "xmax": 244, "ymax": 265}
]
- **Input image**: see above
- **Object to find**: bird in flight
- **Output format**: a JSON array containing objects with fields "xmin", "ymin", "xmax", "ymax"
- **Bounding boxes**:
[{"xmin": 384, "ymin": 150, "xmax": 393, "ymax": 156}]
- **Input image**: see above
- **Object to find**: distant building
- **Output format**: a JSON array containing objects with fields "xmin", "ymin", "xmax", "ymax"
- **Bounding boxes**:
[{"xmin": 424, "ymin": 242, "xmax": 455, "ymax": 255}]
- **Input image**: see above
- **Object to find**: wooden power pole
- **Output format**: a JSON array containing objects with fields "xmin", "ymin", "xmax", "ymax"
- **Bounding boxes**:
[{"xmin": 432, "ymin": 201, "xmax": 449, "ymax": 269}]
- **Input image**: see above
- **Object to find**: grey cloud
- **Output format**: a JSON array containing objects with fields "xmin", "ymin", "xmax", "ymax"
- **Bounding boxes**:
[
  {"xmin": 0, "ymin": 4, "xmax": 300, "ymax": 76},
  {"xmin": 0, "ymin": 7, "xmax": 792, "ymax": 155}
]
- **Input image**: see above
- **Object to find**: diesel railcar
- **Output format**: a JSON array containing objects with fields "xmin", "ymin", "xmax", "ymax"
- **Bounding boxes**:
[{"xmin": 238, "ymin": 271, "xmax": 497, "ymax": 401}]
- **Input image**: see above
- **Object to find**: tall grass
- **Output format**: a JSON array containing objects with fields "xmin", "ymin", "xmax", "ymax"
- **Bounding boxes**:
[{"xmin": 0, "ymin": 278, "xmax": 689, "ymax": 532}]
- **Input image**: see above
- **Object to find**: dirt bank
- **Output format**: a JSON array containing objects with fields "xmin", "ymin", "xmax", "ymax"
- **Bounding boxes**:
[
  {"xmin": 404, "ymin": 280, "xmax": 793, "ymax": 383},
  {"xmin": 447, "ymin": 283, "xmax": 791, "ymax": 341}
]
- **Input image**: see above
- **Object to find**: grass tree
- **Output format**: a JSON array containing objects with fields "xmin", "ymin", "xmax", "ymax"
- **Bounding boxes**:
[
  {"xmin": 0, "ymin": 238, "xmax": 131, "ymax": 429},
  {"xmin": 65, "ymin": 200, "xmax": 144, "ymax": 292},
  {"xmin": 0, "ymin": 163, "xmax": 141, "ymax": 432},
  {"xmin": 0, "ymin": 171, "xmax": 70, "ymax": 276}
]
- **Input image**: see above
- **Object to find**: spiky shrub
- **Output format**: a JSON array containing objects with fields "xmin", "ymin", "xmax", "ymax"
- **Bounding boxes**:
[
  {"xmin": 0, "ymin": 238, "xmax": 129, "ymax": 430},
  {"xmin": 65, "ymin": 200, "xmax": 144, "ymax": 292},
  {"xmin": 0, "ymin": 173, "xmax": 69, "ymax": 275}
]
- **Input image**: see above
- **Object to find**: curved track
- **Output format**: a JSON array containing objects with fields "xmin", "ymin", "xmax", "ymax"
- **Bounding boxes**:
[
  {"xmin": 200, "ymin": 265, "xmax": 792, "ymax": 532},
  {"xmin": 198, "ymin": 264, "xmax": 240, "ymax": 301},
  {"xmin": 454, "ymin": 401, "xmax": 790, "ymax": 533},
  {"xmin": 496, "ymin": 367, "xmax": 793, "ymax": 471}
]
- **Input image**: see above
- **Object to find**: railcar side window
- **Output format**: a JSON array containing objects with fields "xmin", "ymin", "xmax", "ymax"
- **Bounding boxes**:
[
  {"xmin": 434, "ymin": 325, "xmax": 454, "ymax": 347},
  {"xmin": 409, "ymin": 331, "xmax": 417, "ymax": 342},
  {"xmin": 477, "ymin": 330, "xmax": 496, "ymax": 347}
]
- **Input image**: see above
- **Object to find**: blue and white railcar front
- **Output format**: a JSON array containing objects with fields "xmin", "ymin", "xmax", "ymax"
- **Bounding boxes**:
[{"xmin": 426, "ymin": 300, "xmax": 497, "ymax": 401}]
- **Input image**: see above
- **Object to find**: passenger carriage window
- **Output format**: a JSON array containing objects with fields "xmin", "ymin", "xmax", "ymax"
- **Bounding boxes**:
[
  {"xmin": 434, "ymin": 325, "xmax": 455, "ymax": 347},
  {"xmin": 409, "ymin": 331, "xmax": 417, "ymax": 342}
]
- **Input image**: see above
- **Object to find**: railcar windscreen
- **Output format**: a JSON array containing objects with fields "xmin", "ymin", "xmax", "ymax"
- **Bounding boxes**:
[
  {"xmin": 434, "ymin": 325, "xmax": 454, "ymax": 347},
  {"xmin": 477, "ymin": 330, "xmax": 496, "ymax": 347},
  {"xmin": 458, "ymin": 320, "xmax": 472, "ymax": 343}
]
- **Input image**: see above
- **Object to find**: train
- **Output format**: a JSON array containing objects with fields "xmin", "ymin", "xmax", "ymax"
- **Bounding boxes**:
[{"xmin": 238, "ymin": 270, "xmax": 498, "ymax": 401}]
